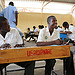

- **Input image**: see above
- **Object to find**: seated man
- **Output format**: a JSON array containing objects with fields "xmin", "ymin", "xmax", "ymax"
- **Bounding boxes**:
[
  {"xmin": 0, "ymin": 16, "xmax": 35, "ymax": 75},
  {"xmin": 24, "ymin": 28, "xmax": 33, "ymax": 40},
  {"xmin": 33, "ymin": 26, "xmax": 39, "ymax": 35},
  {"xmin": 36, "ymin": 16, "xmax": 74, "ymax": 75},
  {"xmin": 62, "ymin": 22, "xmax": 75, "ymax": 45},
  {"xmin": 26, "ymin": 26, "xmax": 39, "ymax": 42}
]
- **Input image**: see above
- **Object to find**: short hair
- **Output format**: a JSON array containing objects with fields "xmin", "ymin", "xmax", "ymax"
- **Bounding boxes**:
[
  {"xmin": 58, "ymin": 26, "xmax": 60, "ymax": 27},
  {"xmin": 47, "ymin": 16, "xmax": 55, "ymax": 24},
  {"xmin": 70, "ymin": 24, "xmax": 73, "ymax": 26},
  {"xmin": 0, "ymin": 16, "xmax": 7, "ymax": 27},
  {"xmin": 33, "ymin": 26, "xmax": 36, "ymax": 28},
  {"xmin": 27, "ymin": 28, "xmax": 30, "ymax": 30},
  {"xmin": 38, "ymin": 25, "xmax": 44, "ymax": 29},
  {"xmin": 9, "ymin": 2, "xmax": 14, "ymax": 6},
  {"xmin": 63, "ymin": 22, "xmax": 69, "ymax": 27}
]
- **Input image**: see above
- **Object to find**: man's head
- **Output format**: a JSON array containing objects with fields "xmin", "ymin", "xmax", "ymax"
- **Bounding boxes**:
[
  {"xmin": 27, "ymin": 28, "xmax": 30, "ymax": 31},
  {"xmin": 47, "ymin": 16, "xmax": 57, "ymax": 29},
  {"xmin": 70, "ymin": 24, "xmax": 73, "ymax": 26},
  {"xmin": 38, "ymin": 25, "xmax": 44, "ymax": 29},
  {"xmin": 63, "ymin": 22, "xmax": 69, "ymax": 29},
  {"xmin": 33, "ymin": 26, "xmax": 36, "ymax": 29},
  {"xmin": 9, "ymin": 2, "xmax": 14, "ymax": 6},
  {"xmin": 0, "ymin": 16, "xmax": 10, "ymax": 33}
]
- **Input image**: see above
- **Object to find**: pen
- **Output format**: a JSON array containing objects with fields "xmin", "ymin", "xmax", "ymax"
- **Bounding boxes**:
[{"xmin": 65, "ymin": 40, "xmax": 70, "ymax": 45}]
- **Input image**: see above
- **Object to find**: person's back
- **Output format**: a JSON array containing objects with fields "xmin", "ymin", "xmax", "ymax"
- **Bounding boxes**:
[
  {"xmin": 57, "ymin": 26, "xmax": 64, "ymax": 32},
  {"xmin": 0, "ymin": 2, "xmax": 19, "ymax": 28},
  {"xmin": 1, "ymin": 5, "xmax": 16, "ymax": 27}
]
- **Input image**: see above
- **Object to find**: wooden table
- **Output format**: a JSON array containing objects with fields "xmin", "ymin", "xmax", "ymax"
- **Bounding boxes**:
[{"xmin": 0, "ymin": 45, "xmax": 71, "ymax": 64}]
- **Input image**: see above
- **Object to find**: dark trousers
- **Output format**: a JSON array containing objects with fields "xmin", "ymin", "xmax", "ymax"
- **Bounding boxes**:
[
  {"xmin": 45, "ymin": 59, "xmax": 56, "ymax": 75},
  {"xmin": 0, "ymin": 61, "xmax": 35, "ymax": 75},
  {"xmin": 64, "ymin": 51, "xmax": 74, "ymax": 75},
  {"xmin": 44, "ymin": 51, "xmax": 74, "ymax": 75}
]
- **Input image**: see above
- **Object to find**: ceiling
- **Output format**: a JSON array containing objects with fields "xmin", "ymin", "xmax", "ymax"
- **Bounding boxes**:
[
  {"xmin": 5, "ymin": 0, "xmax": 75, "ymax": 14},
  {"xmin": 5, "ymin": 0, "xmax": 75, "ymax": 3}
]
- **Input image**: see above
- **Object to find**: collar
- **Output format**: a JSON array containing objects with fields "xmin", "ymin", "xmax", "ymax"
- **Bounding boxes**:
[{"xmin": 0, "ymin": 31, "xmax": 11, "ymax": 39}]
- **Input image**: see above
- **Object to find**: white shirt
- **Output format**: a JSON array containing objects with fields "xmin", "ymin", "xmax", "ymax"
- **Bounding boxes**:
[
  {"xmin": 0, "ymin": 28, "xmax": 23, "ymax": 47},
  {"xmin": 34, "ymin": 28, "xmax": 39, "ymax": 35},
  {"xmin": 34, "ymin": 28, "xmax": 38, "ymax": 32},
  {"xmin": 0, "ymin": 5, "xmax": 19, "ymax": 28},
  {"xmin": 37, "ymin": 28, "xmax": 60, "ymax": 42},
  {"xmin": 65, "ymin": 25, "xmax": 75, "ymax": 41},
  {"xmin": 57, "ymin": 27, "xmax": 64, "ymax": 32}
]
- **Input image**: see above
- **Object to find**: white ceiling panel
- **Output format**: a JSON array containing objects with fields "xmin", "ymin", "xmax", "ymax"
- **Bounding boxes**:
[{"xmin": 5, "ymin": 0, "xmax": 75, "ymax": 14}]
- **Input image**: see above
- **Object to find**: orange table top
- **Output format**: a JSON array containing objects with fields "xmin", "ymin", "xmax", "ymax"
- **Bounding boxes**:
[{"xmin": 0, "ymin": 45, "xmax": 71, "ymax": 64}]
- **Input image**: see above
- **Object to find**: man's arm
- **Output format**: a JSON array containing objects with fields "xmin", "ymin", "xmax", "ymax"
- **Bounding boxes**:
[
  {"xmin": 13, "ymin": 11, "xmax": 18, "ymax": 26},
  {"xmin": 60, "ymin": 31, "xmax": 72, "ymax": 34},
  {"xmin": 0, "ymin": 43, "xmax": 11, "ymax": 48},
  {"xmin": 36, "ymin": 39, "xmax": 63, "ymax": 46},
  {"xmin": 15, "ymin": 11, "xmax": 18, "ymax": 26},
  {"xmin": 65, "ymin": 31, "xmax": 72, "ymax": 34}
]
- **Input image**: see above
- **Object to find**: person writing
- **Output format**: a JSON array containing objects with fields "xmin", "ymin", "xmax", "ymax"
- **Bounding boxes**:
[
  {"xmin": 62, "ymin": 22, "xmax": 75, "ymax": 44},
  {"xmin": 0, "ymin": 16, "xmax": 34, "ymax": 75},
  {"xmin": 36, "ymin": 16, "xmax": 74, "ymax": 75}
]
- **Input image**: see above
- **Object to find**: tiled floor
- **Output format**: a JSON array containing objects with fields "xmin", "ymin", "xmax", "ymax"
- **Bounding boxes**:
[{"xmin": 3, "ymin": 41, "xmax": 75, "ymax": 75}]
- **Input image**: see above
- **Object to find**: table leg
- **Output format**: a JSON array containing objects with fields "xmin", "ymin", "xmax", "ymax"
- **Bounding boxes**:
[{"xmin": 63, "ymin": 59, "xmax": 66, "ymax": 75}]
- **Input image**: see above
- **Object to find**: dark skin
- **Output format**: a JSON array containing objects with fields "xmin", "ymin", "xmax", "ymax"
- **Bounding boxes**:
[
  {"xmin": 60, "ymin": 31, "xmax": 72, "ymax": 34},
  {"xmin": 0, "ymin": 20, "xmax": 10, "ymax": 38},
  {"xmin": 13, "ymin": 11, "xmax": 18, "ymax": 26},
  {"xmin": 61, "ymin": 24, "xmax": 72, "ymax": 34},
  {"xmin": 0, "ymin": 20, "xmax": 23, "ymax": 48},
  {"xmin": 36, "ymin": 17, "xmax": 63, "ymax": 46}
]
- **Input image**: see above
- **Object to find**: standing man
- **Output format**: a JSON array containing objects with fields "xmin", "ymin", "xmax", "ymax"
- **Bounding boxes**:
[
  {"xmin": 0, "ymin": 1, "xmax": 18, "ymax": 28},
  {"xmin": 36, "ymin": 16, "xmax": 74, "ymax": 75},
  {"xmin": 0, "ymin": 2, "xmax": 25, "ymax": 41}
]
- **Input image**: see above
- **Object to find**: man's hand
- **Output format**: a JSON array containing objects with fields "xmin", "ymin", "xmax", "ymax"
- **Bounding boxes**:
[
  {"xmin": 14, "ymin": 44, "xmax": 24, "ymax": 48},
  {"xmin": 55, "ymin": 39, "xmax": 63, "ymax": 45},
  {"xmin": 0, "ymin": 43, "xmax": 11, "ymax": 48},
  {"xmin": 13, "ymin": 21, "xmax": 17, "ymax": 25},
  {"xmin": 65, "ymin": 31, "xmax": 72, "ymax": 34}
]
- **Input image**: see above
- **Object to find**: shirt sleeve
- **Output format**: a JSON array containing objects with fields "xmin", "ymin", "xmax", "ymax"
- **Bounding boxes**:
[
  {"xmin": 15, "ymin": 29, "xmax": 23, "ymax": 44},
  {"xmin": 56, "ymin": 31, "xmax": 60, "ymax": 39},
  {"xmin": 56, "ymin": 29, "xmax": 60, "ymax": 40},
  {"xmin": 71, "ymin": 27, "xmax": 75, "ymax": 33},
  {"xmin": 13, "ymin": 7, "xmax": 19, "ymax": 14},
  {"xmin": 37, "ymin": 29, "xmax": 45, "ymax": 42},
  {"xmin": 52, "ymin": 29, "xmax": 60, "ymax": 40},
  {"xmin": 34, "ymin": 28, "xmax": 38, "ymax": 32}
]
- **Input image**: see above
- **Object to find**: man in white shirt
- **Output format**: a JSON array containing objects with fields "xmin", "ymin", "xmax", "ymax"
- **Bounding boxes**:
[
  {"xmin": 33, "ymin": 26, "xmax": 38, "ymax": 33},
  {"xmin": 33, "ymin": 26, "xmax": 39, "ymax": 35},
  {"xmin": 0, "ymin": 16, "xmax": 34, "ymax": 75},
  {"xmin": 37, "ymin": 16, "xmax": 74, "ymax": 75},
  {"xmin": 63, "ymin": 22, "xmax": 75, "ymax": 43}
]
